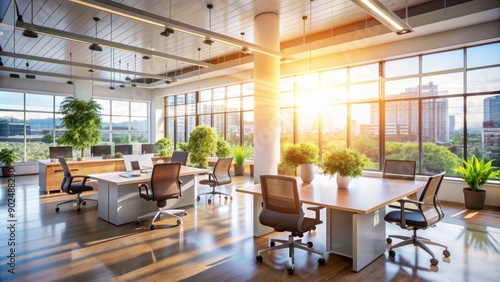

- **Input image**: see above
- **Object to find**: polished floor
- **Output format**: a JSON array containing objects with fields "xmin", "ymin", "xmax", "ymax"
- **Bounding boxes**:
[{"xmin": 0, "ymin": 173, "xmax": 499, "ymax": 282}]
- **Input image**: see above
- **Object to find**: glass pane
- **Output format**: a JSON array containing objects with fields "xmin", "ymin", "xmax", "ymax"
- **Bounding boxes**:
[
  {"xmin": 467, "ymin": 67, "xmax": 500, "ymax": 93},
  {"xmin": 0, "ymin": 111, "xmax": 25, "ymax": 162},
  {"xmin": 176, "ymin": 94, "xmax": 185, "ymax": 105},
  {"xmin": 26, "ymin": 112, "xmax": 54, "ymax": 147},
  {"xmin": 187, "ymin": 116, "xmax": 196, "ymax": 142},
  {"xmin": 385, "ymin": 57, "xmax": 419, "ymax": 78},
  {"xmin": 297, "ymin": 107, "xmax": 318, "ymax": 145},
  {"xmin": 131, "ymin": 102, "xmax": 148, "ymax": 117},
  {"xmin": 198, "ymin": 101, "xmax": 211, "ymax": 114},
  {"xmin": 243, "ymin": 82, "xmax": 254, "ymax": 96},
  {"xmin": 101, "ymin": 131, "xmax": 110, "ymax": 143},
  {"xmin": 385, "ymin": 78, "xmax": 419, "ymax": 98},
  {"xmin": 423, "ymin": 50, "xmax": 463, "ymax": 73},
  {"xmin": 280, "ymin": 77, "xmax": 294, "ymax": 92},
  {"xmin": 226, "ymin": 112, "xmax": 240, "ymax": 145},
  {"xmin": 351, "ymin": 103, "xmax": 379, "ymax": 169},
  {"xmin": 213, "ymin": 87, "xmax": 225, "ymax": 100},
  {"xmin": 176, "ymin": 104, "xmax": 185, "ymax": 116},
  {"xmin": 321, "ymin": 68, "xmax": 347, "ymax": 86},
  {"xmin": 480, "ymin": 95, "xmax": 500, "ymax": 153},
  {"xmin": 280, "ymin": 108, "xmax": 294, "ymax": 145},
  {"xmin": 101, "ymin": 115, "xmax": 111, "ymax": 130},
  {"xmin": 213, "ymin": 114, "xmax": 224, "ymax": 137},
  {"xmin": 167, "ymin": 96, "xmax": 175, "ymax": 106},
  {"xmin": 467, "ymin": 42, "xmax": 500, "ymax": 68},
  {"xmin": 26, "ymin": 93, "xmax": 53, "ymax": 112},
  {"xmin": 242, "ymin": 96, "xmax": 254, "ymax": 110},
  {"xmin": 243, "ymin": 111, "xmax": 254, "ymax": 146},
  {"xmin": 296, "ymin": 73, "xmax": 319, "ymax": 90},
  {"xmin": 187, "ymin": 103, "xmax": 196, "ymax": 115},
  {"xmin": 130, "ymin": 116, "xmax": 147, "ymax": 131},
  {"xmin": 167, "ymin": 106, "xmax": 175, "ymax": 117},
  {"xmin": 226, "ymin": 97, "xmax": 240, "ymax": 112},
  {"xmin": 186, "ymin": 92, "xmax": 196, "ymax": 104},
  {"xmin": 167, "ymin": 118, "xmax": 175, "ymax": 140},
  {"xmin": 227, "ymin": 85, "xmax": 240, "ymax": 98},
  {"xmin": 213, "ymin": 99, "xmax": 225, "ymax": 113},
  {"xmin": 112, "ymin": 133, "xmax": 129, "ymax": 144},
  {"xmin": 200, "ymin": 114, "xmax": 211, "ymax": 127},
  {"xmin": 95, "ymin": 99, "xmax": 111, "ymax": 115},
  {"xmin": 280, "ymin": 92, "xmax": 294, "ymax": 107},
  {"xmin": 112, "ymin": 116, "xmax": 129, "ymax": 130},
  {"xmin": 112, "ymin": 100, "xmax": 129, "ymax": 116},
  {"xmin": 0, "ymin": 91, "xmax": 23, "ymax": 110},
  {"xmin": 200, "ymin": 90, "xmax": 211, "ymax": 101},
  {"xmin": 131, "ymin": 132, "xmax": 148, "ymax": 144},
  {"xmin": 55, "ymin": 96, "xmax": 66, "ymax": 112},
  {"xmin": 176, "ymin": 117, "xmax": 185, "ymax": 143},
  {"xmin": 350, "ymin": 63, "xmax": 378, "ymax": 83},
  {"xmin": 349, "ymin": 82, "xmax": 378, "ymax": 100},
  {"xmin": 421, "ymin": 73, "xmax": 464, "ymax": 96},
  {"xmin": 322, "ymin": 105, "xmax": 347, "ymax": 153}
]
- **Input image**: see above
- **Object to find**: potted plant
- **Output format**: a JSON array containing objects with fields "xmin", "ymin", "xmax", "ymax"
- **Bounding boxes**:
[
  {"xmin": 216, "ymin": 138, "xmax": 232, "ymax": 158},
  {"xmin": 187, "ymin": 125, "xmax": 218, "ymax": 168},
  {"xmin": 453, "ymin": 155, "xmax": 500, "ymax": 210},
  {"xmin": 0, "ymin": 148, "xmax": 18, "ymax": 177},
  {"xmin": 322, "ymin": 147, "xmax": 368, "ymax": 188},
  {"xmin": 155, "ymin": 137, "xmax": 174, "ymax": 157},
  {"xmin": 233, "ymin": 145, "xmax": 250, "ymax": 176},
  {"xmin": 56, "ymin": 97, "xmax": 103, "ymax": 158},
  {"xmin": 176, "ymin": 142, "xmax": 188, "ymax": 152},
  {"xmin": 279, "ymin": 142, "xmax": 319, "ymax": 183}
]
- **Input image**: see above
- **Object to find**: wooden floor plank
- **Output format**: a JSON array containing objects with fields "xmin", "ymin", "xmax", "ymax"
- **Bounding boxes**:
[{"xmin": 1, "ymin": 174, "xmax": 499, "ymax": 281}]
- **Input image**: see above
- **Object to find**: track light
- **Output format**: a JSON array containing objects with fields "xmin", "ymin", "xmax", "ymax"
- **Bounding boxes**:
[
  {"xmin": 160, "ymin": 27, "xmax": 174, "ymax": 37},
  {"xmin": 351, "ymin": 0, "xmax": 413, "ymax": 35},
  {"xmin": 203, "ymin": 36, "xmax": 214, "ymax": 45},
  {"xmin": 10, "ymin": 74, "xmax": 20, "ymax": 78},
  {"xmin": 89, "ymin": 17, "xmax": 103, "ymax": 51}
]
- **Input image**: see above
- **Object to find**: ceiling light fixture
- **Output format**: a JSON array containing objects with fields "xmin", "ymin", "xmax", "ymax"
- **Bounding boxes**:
[
  {"xmin": 109, "ymin": 14, "xmax": 115, "ymax": 90},
  {"xmin": 89, "ymin": 17, "xmax": 103, "ymax": 51},
  {"xmin": 240, "ymin": 32, "xmax": 250, "ymax": 55},
  {"xmin": 67, "ymin": 52, "xmax": 73, "ymax": 85},
  {"xmin": 118, "ymin": 60, "xmax": 125, "ymax": 88},
  {"xmin": 0, "ymin": 58, "xmax": 3, "ymax": 67},
  {"xmin": 351, "ymin": 0, "xmax": 413, "ymax": 35},
  {"xmin": 203, "ymin": 4, "xmax": 215, "ymax": 46},
  {"xmin": 25, "ymin": 62, "xmax": 35, "ymax": 79},
  {"xmin": 160, "ymin": 27, "xmax": 174, "ymax": 37},
  {"xmin": 131, "ymin": 54, "xmax": 137, "ymax": 87},
  {"xmin": 125, "ymin": 62, "xmax": 131, "ymax": 81},
  {"xmin": 69, "ymin": 0, "xmax": 293, "ymax": 61},
  {"xmin": 15, "ymin": 0, "xmax": 38, "ymax": 38}
]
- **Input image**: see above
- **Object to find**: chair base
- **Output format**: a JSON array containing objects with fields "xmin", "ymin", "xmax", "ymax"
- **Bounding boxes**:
[
  {"xmin": 387, "ymin": 229, "xmax": 450, "ymax": 266},
  {"xmin": 256, "ymin": 234, "xmax": 325, "ymax": 274},
  {"xmin": 135, "ymin": 207, "xmax": 187, "ymax": 230},
  {"xmin": 196, "ymin": 188, "xmax": 232, "ymax": 204},
  {"xmin": 55, "ymin": 194, "xmax": 97, "ymax": 212}
]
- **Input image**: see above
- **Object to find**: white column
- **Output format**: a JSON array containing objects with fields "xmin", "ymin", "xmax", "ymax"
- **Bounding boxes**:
[{"xmin": 253, "ymin": 13, "xmax": 280, "ymax": 184}]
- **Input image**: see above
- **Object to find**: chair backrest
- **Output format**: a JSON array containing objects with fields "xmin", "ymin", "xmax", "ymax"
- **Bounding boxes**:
[
  {"xmin": 383, "ymin": 159, "xmax": 416, "ymax": 180},
  {"xmin": 212, "ymin": 157, "xmax": 233, "ymax": 185},
  {"xmin": 58, "ymin": 157, "xmax": 73, "ymax": 192},
  {"xmin": 171, "ymin": 151, "xmax": 189, "ymax": 165},
  {"xmin": 259, "ymin": 175, "xmax": 303, "ymax": 232},
  {"xmin": 150, "ymin": 163, "xmax": 182, "ymax": 200},
  {"xmin": 418, "ymin": 172, "xmax": 446, "ymax": 226}
]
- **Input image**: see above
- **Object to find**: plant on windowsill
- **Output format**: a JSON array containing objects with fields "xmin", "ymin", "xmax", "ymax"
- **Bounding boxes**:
[
  {"xmin": 155, "ymin": 137, "xmax": 174, "ymax": 157},
  {"xmin": 233, "ymin": 145, "xmax": 250, "ymax": 176},
  {"xmin": 0, "ymin": 148, "xmax": 18, "ymax": 177},
  {"xmin": 279, "ymin": 142, "xmax": 319, "ymax": 183},
  {"xmin": 187, "ymin": 125, "xmax": 218, "ymax": 168},
  {"xmin": 452, "ymin": 155, "xmax": 500, "ymax": 210},
  {"xmin": 322, "ymin": 147, "xmax": 368, "ymax": 188},
  {"xmin": 215, "ymin": 138, "xmax": 232, "ymax": 158}
]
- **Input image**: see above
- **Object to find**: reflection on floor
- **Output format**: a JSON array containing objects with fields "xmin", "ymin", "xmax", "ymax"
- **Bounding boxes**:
[{"xmin": 0, "ymin": 174, "xmax": 499, "ymax": 281}]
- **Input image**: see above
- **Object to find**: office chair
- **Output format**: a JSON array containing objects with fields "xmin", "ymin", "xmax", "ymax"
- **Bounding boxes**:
[
  {"xmin": 196, "ymin": 157, "xmax": 233, "ymax": 204},
  {"xmin": 135, "ymin": 163, "xmax": 187, "ymax": 230},
  {"xmin": 171, "ymin": 150, "xmax": 189, "ymax": 165},
  {"xmin": 383, "ymin": 159, "xmax": 417, "ymax": 209},
  {"xmin": 255, "ymin": 175, "xmax": 325, "ymax": 274},
  {"xmin": 55, "ymin": 157, "xmax": 97, "ymax": 212},
  {"xmin": 384, "ymin": 172, "xmax": 450, "ymax": 266}
]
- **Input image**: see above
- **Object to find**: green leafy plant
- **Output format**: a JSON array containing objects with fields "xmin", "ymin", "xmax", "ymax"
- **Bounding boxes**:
[
  {"xmin": 216, "ymin": 138, "xmax": 232, "ymax": 158},
  {"xmin": 155, "ymin": 137, "xmax": 174, "ymax": 157},
  {"xmin": 322, "ymin": 147, "xmax": 368, "ymax": 178},
  {"xmin": 176, "ymin": 142, "xmax": 188, "ymax": 152},
  {"xmin": 0, "ymin": 148, "xmax": 18, "ymax": 167},
  {"xmin": 233, "ymin": 145, "xmax": 250, "ymax": 165},
  {"xmin": 187, "ymin": 126, "xmax": 218, "ymax": 168},
  {"xmin": 56, "ymin": 97, "xmax": 103, "ymax": 158},
  {"xmin": 453, "ymin": 155, "xmax": 500, "ymax": 191},
  {"xmin": 279, "ymin": 142, "xmax": 319, "ymax": 169}
]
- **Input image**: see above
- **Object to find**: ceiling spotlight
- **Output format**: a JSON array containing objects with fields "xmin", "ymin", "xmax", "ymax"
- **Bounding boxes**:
[
  {"xmin": 89, "ymin": 17, "xmax": 103, "ymax": 51},
  {"xmin": 67, "ymin": 80, "xmax": 73, "ymax": 85},
  {"xmin": 125, "ymin": 76, "xmax": 131, "ymax": 81},
  {"xmin": 26, "ymin": 74, "xmax": 36, "ymax": 79},
  {"xmin": 109, "ymin": 86, "xmax": 115, "ymax": 90},
  {"xmin": 22, "ymin": 29, "xmax": 38, "ymax": 39},
  {"xmin": 160, "ymin": 27, "xmax": 174, "ymax": 37},
  {"xmin": 241, "ymin": 47, "xmax": 250, "ymax": 55},
  {"xmin": 165, "ymin": 80, "xmax": 171, "ymax": 84},
  {"xmin": 203, "ymin": 36, "xmax": 214, "ymax": 45},
  {"xmin": 10, "ymin": 74, "xmax": 20, "ymax": 79},
  {"xmin": 88, "ymin": 68, "xmax": 94, "ymax": 73}
]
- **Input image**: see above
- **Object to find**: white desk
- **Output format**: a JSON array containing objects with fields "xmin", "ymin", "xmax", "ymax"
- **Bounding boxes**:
[
  {"xmin": 89, "ymin": 166, "xmax": 208, "ymax": 225},
  {"xmin": 236, "ymin": 174, "xmax": 426, "ymax": 272}
]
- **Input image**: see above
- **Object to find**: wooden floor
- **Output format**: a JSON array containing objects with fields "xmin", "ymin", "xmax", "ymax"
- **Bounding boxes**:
[{"xmin": 1, "ymin": 174, "xmax": 499, "ymax": 282}]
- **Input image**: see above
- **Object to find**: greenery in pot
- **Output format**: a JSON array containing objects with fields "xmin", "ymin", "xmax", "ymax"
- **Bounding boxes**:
[
  {"xmin": 279, "ymin": 142, "xmax": 319, "ymax": 169},
  {"xmin": 0, "ymin": 148, "xmax": 18, "ymax": 167},
  {"xmin": 187, "ymin": 125, "xmax": 218, "ymax": 168},
  {"xmin": 216, "ymin": 138, "xmax": 232, "ymax": 158},
  {"xmin": 322, "ymin": 147, "xmax": 368, "ymax": 178},
  {"xmin": 453, "ymin": 155, "xmax": 500, "ymax": 191},
  {"xmin": 176, "ymin": 142, "xmax": 188, "ymax": 152},
  {"xmin": 233, "ymin": 145, "xmax": 250, "ymax": 165},
  {"xmin": 155, "ymin": 137, "xmax": 174, "ymax": 157},
  {"xmin": 56, "ymin": 97, "xmax": 103, "ymax": 158}
]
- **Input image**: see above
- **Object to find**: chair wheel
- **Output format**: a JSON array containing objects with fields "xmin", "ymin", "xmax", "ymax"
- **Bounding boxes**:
[
  {"xmin": 307, "ymin": 242, "xmax": 313, "ymax": 248},
  {"xmin": 287, "ymin": 266, "xmax": 294, "ymax": 275},
  {"xmin": 77, "ymin": 207, "xmax": 81, "ymax": 211},
  {"xmin": 389, "ymin": 250, "xmax": 395, "ymax": 257},
  {"xmin": 183, "ymin": 212, "xmax": 188, "ymax": 216},
  {"xmin": 430, "ymin": 258, "xmax": 439, "ymax": 266},
  {"xmin": 150, "ymin": 224, "xmax": 156, "ymax": 230},
  {"xmin": 196, "ymin": 196, "xmax": 200, "ymax": 201},
  {"xmin": 256, "ymin": 255, "xmax": 263, "ymax": 262},
  {"xmin": 443, "ymin": 250, "xmax": 450, "ymax": 257},
  {"xmin": 55, "ymin": 207, "xmax": 60, "ymax": 212},
  {"xmin": 82, "ymin": 201, "xmax": 86, "ymax": 205},
  {"xmin": 135, "ymin": 220, "xmax": 140, "ymax": 225},
  {"xmin": 208, "ymin": 199, "xmax": 212, "ymax": 204},
  {"xmin": 177, "ymin": 219, "xmax": 182, "ymax": 224},
  {"xmin": 224, "ymin": 196, "xmax": 228, "ymax": 200},
  {"xmin": 270, "ymin": 241, "xmax": 275, "ymax": 247},
  {"xmin": 318, "ymin": 258, "xmax": 326, "ymax": 265},
  {"xmin": 386, "ymin": 238, "xmax": 392, "ymax": 244},
  {"xmin": 230, "ymin": 196, "xmax": 233, "ymax": 200}
]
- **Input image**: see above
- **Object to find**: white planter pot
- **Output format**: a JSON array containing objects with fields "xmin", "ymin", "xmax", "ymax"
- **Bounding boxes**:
[
  {"xmin": 336, "ymin": 174, "xmax": 350, "ymax": 188},
  {"xmin": 300, "ymin": 164, "xmax": 315, "ymax": 183}
]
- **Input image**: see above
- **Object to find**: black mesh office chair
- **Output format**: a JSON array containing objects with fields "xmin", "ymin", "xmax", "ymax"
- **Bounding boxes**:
[
  {"xmin": 135, "ymin": 163, "xmax": 187, "ymax": 230},
  {"xmin": 256, "ymin": 175, "xmax": 325, "ymax": 275},
  {"xmin": 196, "ymin": 157, "xmax": 233, "ymax": 204},
  {"xmin": 171, "ymin": 150, "xmax": 189, "ymax": 165},
  {"xmin": 383, "ymin": 159, "xmax": 417, "ymax": 209},
  {"xmin": 55, "ymin": 157, "xmax": 97, "ymax": 212},
  {"xmin": 384, "ymin": 172, "xmax": 450, "ymax": 266}
]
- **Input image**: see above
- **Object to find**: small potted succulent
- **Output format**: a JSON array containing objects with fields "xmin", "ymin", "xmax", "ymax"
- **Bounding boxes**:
[
  {"xmin": 0, "ymin": 148, "xmax": 18, "ymax": 177},
  {"xmin": 279, "ymin": 142, "xmax": 319, "ymax": 183},
  {"xmin": 322, "ymin": 147, "xmax": 368, "ymax": 188}
]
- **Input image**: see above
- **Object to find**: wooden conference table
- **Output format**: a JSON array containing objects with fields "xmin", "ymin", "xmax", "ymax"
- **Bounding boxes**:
[
  {"xmin": 236, "ymin": 174, "xmax": 426, "ymax": 272},
  {"xmin": 88, "ymin": 166, "xmax": 208, "ymax": 225}
]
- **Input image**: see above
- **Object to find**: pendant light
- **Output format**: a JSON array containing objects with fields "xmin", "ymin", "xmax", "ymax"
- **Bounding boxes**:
[
  {"xmin": 16, "ymin": 0, "xmax": 38, "ymax": 38},
  {"xmin": 203, "ymin": 4, "xmax": 214, "ymax": 46},
  {"xmin": 131, "ymin": 54, "xmax": 137, "ymax": 87},
  {"xmin": 125, "ymin": 63, "xmax": 131, "ymax": 81},
  {"xmin": 119, "ymin": 60, "xmax": 125, "ymax": 88},
  {"xmin": 240, "ymin": 32, "xmax": 249, "ymax": 55},
  {"xmin": 164, "ymin": 61, "xmax": 171, "ymax": 84},
  {"xmin": 25, "ymin": 61, "xmax": 35, "ymax": 79},
  {"xmin": 89, "ymin": 17, "xmax": 103, "ymax": 51},
  {"xmin": 109, "ymin": 14, "xmax": 115, "ymax": 90},
  {"xmin": 67, "ymin": 53, "xmax": 74, "ymax": 85}
]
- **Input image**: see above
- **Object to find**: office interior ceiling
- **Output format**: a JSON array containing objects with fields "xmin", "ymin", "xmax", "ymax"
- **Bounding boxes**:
[{"xmin": 0, "ymin": 0, "xmax": 489, "ymax": 89}]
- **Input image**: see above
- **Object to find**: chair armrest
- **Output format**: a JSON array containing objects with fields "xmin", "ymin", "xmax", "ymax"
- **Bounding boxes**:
[
  {"xmin": 178, "ymin": 179, "xmax": 184, "ymax": 185},
  {"xmin": 307, "ymin": 206, "xmax": 325, "ymax": 221},
  {"xmin": 395, "ymin": 199, "xmax": 425, "ymax": 228},
  {"xmin": 138, "ymin": 183, "xmax": 151, "ymax": 199},
  {"xmin": 71, "ymin": 175, "xmax": 91, "ymax": 185}
]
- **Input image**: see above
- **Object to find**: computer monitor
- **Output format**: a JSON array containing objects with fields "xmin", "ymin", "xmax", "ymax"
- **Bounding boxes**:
[
  {"xmin": 115, "ymin": 144, "xmax": 133, "ymax": 155},
  {"xmin": 141, "ymin": 144, "xmax": 156, "ymax": 154},
  {"xmin": 91, "ymin": 145, "xmax": 112, "ymax": 157},
  {"xmin": 49, "ymin": 146, "xmax": 73, "ymax": 159}
]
